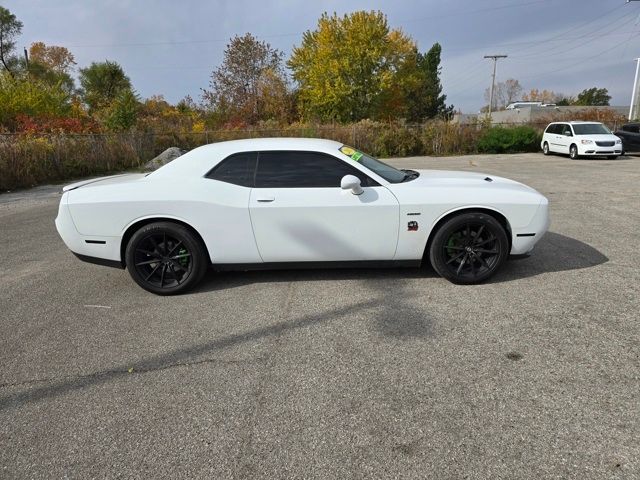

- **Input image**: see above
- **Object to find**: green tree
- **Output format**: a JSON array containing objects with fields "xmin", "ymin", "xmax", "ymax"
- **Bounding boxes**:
[
  {"xmin": 288, "ymin": 11, "xmax": 417, "ymax": 122},
  {"xmin": 26, "ymin": 61, "xmax": 75, "ymax": 94},
  {"xmin": 405, "ymin": 43, "xmax": 453, "ymax": 121},
  {"xmin": 202, "ymin": 33, "xmax": 289, "ymax": 124},
  {"xmin": 574, "ymin": 87, "xmax": 611, "ymax": 106},
  {"xmin": 555, "ymin": 96, "xmax": 574, "ymax": 106},
  {"xmin": 0, "ymin": 6, "xmax": 23, "ymax": 77},
  {"xmin": 102, "ymin": 89, "xmax": 139, "ymax": 131},
  {"xmin": 78, "ymin": 60, "xmax": 132, "ymax": 111}
]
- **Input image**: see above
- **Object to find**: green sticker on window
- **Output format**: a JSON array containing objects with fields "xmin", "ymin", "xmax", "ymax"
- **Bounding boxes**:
[{"xmin": 351, "ymin": 152, "xmax": 363, "ymax": 161}]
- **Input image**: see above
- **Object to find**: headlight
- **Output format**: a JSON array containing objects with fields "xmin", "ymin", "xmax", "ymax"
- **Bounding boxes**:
[
  {"xmin": 581, "ymin": 139, "xmax": 593, "ymax": 145},
  {"xmin": 616, "ymin": 139, "xmax": 622, "ymax": 144}
]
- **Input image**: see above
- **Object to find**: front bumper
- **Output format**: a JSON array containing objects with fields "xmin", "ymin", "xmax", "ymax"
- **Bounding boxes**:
[
  {"xmin": 578, "ymin": 143, "xmax": 622, "ymax": 156},
  {"xmin": 510, "ymin": 198, "xmax": 550, "ymax": 255}
]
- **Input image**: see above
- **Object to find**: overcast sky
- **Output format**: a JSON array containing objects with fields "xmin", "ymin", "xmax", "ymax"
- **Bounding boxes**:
[{"xmin": 4, "ymin": 0, "xmax": 639, "ymax": 112}]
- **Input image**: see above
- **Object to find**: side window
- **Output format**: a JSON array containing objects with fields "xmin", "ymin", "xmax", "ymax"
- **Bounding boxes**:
[
  {"xmin": 205, "ymin": 152, "xmax": 257, "ymax": 187},
  {"xmin": 624, "ymin": 125, "xmax": 639, "ymax": 134},
  {"xmin": 545, "ymin": 124, "xmax": 556, "ymax": 134},
  {"xmin": 561, "ymin": 124, "xmax": 572, "ymax": 136},
  {"xmin": 255, "ymin": 151, "xmax": 378, "ymax": 188}
]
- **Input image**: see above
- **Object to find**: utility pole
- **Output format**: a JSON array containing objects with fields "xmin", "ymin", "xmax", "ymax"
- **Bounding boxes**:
[
  {"xmin": 23, "ymin": 47, "xmax": 29, "ymax": 69},
  {"xmin": 628, "ymin": 1, "xmax": 640, "ymax": 120},
  {"xmin": 630, "ymin": 58, "xmax": 640, "ymax": 120},
  {"xmin": 484, "ymin": 55, "xmax": 507, "ymax": 119}
]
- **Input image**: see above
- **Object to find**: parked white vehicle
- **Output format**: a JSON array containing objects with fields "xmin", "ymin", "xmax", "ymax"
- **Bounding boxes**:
[
  {"xmin": 541, "ymin": 121, "xmax": 622, "ymax": 159},
  {"xmin": 506, "ymin": 101, "xmax": 542, "ymax": 110},
  {"xmin": 56, "ymin": 138, "xmax": 549, "ymax": 294}
]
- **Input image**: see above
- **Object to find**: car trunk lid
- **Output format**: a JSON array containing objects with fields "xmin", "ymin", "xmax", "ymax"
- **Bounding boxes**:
[{"xmin": 62, "ymin": 173, "xmax": 146, "ymax": 192}]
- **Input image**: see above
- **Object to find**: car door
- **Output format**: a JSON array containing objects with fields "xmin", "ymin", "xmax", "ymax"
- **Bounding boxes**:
[
  {"xmin": 249, "ymin": 150, "xmax": 400, "ymax": 262},
  {"xmin": 556, "ymin": 124, "xmax": 573, "ymax": 153},
  {"xmin": 546, "ymin": 124, "xmax": 562, "ymax": 152},
  {"xmin": 544, "ymin": 124, "xmax": 558, "ymax": 152}
]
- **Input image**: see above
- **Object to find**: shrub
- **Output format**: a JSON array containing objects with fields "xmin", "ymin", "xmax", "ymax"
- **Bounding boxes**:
[
  {"xmin": 476, "ymin": 126, "xmax": 541, "ymax": 154},
  {"xmin": 373, "ymin": 123, "xmax": 422, "ymax": 157},
  {"xmin": 421, "ymin": 121, "xmax": 483, "ymax": 156},
  {"xmin": 0, "ymin": 74, "xmax": 73, "ymax": 130}
]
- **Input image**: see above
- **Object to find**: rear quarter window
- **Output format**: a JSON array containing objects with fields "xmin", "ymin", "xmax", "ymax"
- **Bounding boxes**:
[{"xmin": 205, "ymin": 152, "xmax": 257, "ymax": 187}]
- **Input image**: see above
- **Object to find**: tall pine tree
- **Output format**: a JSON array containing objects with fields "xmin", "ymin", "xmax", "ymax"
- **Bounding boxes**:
[{"xmin": 406, "ymin": 43, "xmax": 452, "ymax": 121}]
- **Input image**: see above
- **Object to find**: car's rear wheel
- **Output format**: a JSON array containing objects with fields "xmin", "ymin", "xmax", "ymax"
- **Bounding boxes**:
[
  {"xmin": 125, "ymin": 222, "xmax": 208, "ymax": 295},
  {"xmin": 429, "ymin": 213, "xmax": 509, "ymax": 284},
  {"xmin": 542, "ymin": 142, "xmax": 550, "ymax": 155},
  {"xmin": 570, "ymin": 144, "xmax": 579, "ymax": 159}
]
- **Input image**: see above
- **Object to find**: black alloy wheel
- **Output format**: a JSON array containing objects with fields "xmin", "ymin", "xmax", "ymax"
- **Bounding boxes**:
[
  {"xmin": 429, "ymin": 213, "xmax": 509, "ymax": 284},
  {"xmin": 125, "ymin": 222, "xmax": 208, "ymax": 295}
]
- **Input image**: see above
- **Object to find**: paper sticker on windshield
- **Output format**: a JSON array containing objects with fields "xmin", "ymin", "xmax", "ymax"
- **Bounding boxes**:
[
  {"xmin": 340, "ymin": 146, "xmax": 364, "ymax": 161},
  {"xmin": 340, "ymin": 146, "xmax": 355, "ymax": 156}
]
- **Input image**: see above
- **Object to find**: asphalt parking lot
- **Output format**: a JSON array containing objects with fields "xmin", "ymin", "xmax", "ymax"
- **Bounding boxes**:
[{"xmin": 1, "ymin": 152, "xmax": 639, "ymax": 479}]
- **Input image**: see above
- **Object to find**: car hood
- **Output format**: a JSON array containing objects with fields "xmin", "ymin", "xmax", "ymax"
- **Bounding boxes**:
[
  {"xmin": 574, "ymin": 134, "xmax": 620, "ymax": 141},
  {"xmin": 396, "ymin": 169, "xmax": 538, "ymax": 193}
]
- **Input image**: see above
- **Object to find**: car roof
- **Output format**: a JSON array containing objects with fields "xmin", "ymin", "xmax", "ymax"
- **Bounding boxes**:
[
  {"xmin": 194, "ymin": 137, "xmax": 344, "ymax": 151},
  {"xmin": 150, "ymin": 137, "xmax": 347, "ymax": 178},
  {"xmin": 548, "ymin": 121, "xmax": 603, "ymax": 124}
]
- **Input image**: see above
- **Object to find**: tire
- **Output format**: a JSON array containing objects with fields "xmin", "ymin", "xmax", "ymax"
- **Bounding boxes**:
[
  {"xmin": 429, "ymin": 212, "xmax": 509, "ymax": 285},
  {"xmin": 542, "ymin": 142, "xmax": 550, "ymax": 155},
  {"xmin": 125, "ymin": 221, "xmax": 208, "ymax": 295},
  {"xmin": 569, "ymin": 144, "xmax": 579, "ymax": 160}
]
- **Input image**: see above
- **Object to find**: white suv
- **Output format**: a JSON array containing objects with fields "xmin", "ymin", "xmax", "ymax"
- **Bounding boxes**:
[{"xmin": 541, "ymin": 121, "xmax": 622, "ymax": 159}]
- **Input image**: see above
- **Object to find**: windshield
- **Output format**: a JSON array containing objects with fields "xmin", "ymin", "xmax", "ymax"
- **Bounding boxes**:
[
  {"xmin": 572, "ymin": 123, "xmax": 611, "ymax": 135},
  {"xmin": 338, "ymin": 146, "xmax": 412, "ymax": 183}
]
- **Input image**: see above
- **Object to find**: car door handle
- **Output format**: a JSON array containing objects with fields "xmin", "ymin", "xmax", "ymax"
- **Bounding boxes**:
[{"xmin": 256, "ymin": 197, "xmax": 275, "ymax": 203}]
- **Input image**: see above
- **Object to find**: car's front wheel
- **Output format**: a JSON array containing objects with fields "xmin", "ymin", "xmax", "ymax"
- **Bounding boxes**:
[
  {"xmin": 570, "ymin": 144, "xmax": 579, "ymax": 160},
  {"xmin": 125, "ymin": 221, "xmax": 208, "ymax": 295},
  {"xmin": 542, "ymin": 142, "xmax": 550, "ymax": 155},
  {"xmin": 429, "ymin": 213, "xmax": 509, "ymax": 284}
]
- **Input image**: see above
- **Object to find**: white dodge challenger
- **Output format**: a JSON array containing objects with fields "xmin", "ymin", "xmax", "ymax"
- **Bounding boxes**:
[{"xmin": 55, "ymin": 138, "xmax": 549, "ymax": 294}]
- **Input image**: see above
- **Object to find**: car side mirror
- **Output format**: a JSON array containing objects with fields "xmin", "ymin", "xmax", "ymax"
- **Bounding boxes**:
[
  {"xmin": 564, "ymin": 132, "xmax": 572, "ymax": 137},
  {"xmin": 341, "ymin": 175, "xmax": 363, "ymax": 195}
]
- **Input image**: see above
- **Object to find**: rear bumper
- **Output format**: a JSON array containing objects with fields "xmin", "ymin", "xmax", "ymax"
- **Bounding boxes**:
[
  {"xmin": 72, "ymin": 252, "xmax": 124, "ymax": 269},
  {"xmin": 55, "ymin": 193, "xmax": 123, "ymax": 265},
  {"xmin": 510, "ymin": 198, "xmax": 550, "ymax": 255}
]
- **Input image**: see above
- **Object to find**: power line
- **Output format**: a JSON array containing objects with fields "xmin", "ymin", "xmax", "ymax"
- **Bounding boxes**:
[
  {"xmin": 504, "ymin": 2, "xmax": 627, "ymax": 58},
  {"xmin": 519, "ymin": 31, "xmax": 640, "ymax": 80},
  {"xmin": 65, "ymin": 0, "xmax": 556, "ymax": 49},
  {"xmin": 510, "ymin": 10, "xmax": 637, "ymax": 61},
  {"xmin": 444, "ymin": 28, "xmax": 640, "ymax": 53}
]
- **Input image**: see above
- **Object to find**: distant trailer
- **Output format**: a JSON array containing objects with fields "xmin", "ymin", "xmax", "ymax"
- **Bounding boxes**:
[{"xmin": 506, "ymin": 102, "xmax": 542, "ymax": 110}]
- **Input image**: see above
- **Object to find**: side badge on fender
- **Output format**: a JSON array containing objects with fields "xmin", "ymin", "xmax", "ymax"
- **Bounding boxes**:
[{"xmin": 408, "ymin": 221, "xmax": 419, "ymax": 231}]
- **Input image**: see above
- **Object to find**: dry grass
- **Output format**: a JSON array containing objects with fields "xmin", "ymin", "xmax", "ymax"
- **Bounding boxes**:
[{"xmin": 0, "ymin": 121, "xmax": 552, "ymax": 190}]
